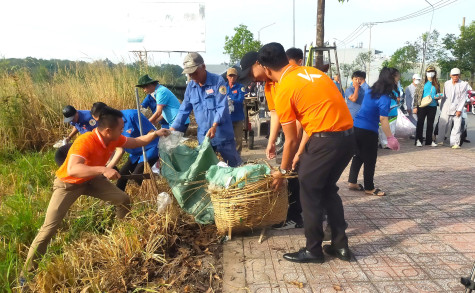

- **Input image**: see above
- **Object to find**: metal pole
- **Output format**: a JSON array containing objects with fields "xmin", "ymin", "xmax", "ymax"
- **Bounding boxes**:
[
  {"xmin": 258, "ymin": 22, "xmax": 276, "ymax": 42},
  {"xmin": 420, "ymin": 0, "xmax": 435, "ymax": 75},
  {"xmin": 134, "ymin": 88, "xmax": 148, "ymax": 164},
  {"xmin": 368, "ymin": 23, "xmax": 372, "ymax": 83},
  {"xmin": 293, "ymin": 0, "xmax": 295, "ymax": 47}
]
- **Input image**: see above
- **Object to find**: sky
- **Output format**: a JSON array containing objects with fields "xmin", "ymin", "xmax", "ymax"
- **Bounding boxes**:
[{"xmin": 0, "ymin": 0, "xmax": 473, "ymax": 66}]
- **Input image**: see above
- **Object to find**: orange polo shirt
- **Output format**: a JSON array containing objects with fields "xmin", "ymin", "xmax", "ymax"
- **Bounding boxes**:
[
  {"xmin": 264, "ymin": 81, "xmax": 277, "ymax": 111},
  {"xmin": 56, "ymin": 128, "xmax": 128, "ymax": 184},
  {"xmin": 274, "ymin": 65, "xmax": 353, "ymax": 136}
]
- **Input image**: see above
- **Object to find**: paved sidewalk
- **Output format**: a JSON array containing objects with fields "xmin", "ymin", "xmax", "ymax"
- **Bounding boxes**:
[{"xmin": 224, "ymin": 137, "xmax": 475, "ymax": 292}]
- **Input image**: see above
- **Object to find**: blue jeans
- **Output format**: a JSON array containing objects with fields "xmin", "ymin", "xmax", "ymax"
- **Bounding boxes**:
[{"xmin": 212, "ymin": 140, "xmax": 242, "ymax": 167}]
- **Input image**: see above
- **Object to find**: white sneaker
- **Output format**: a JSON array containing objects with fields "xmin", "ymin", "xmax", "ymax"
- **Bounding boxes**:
[
  {"xmin": 416, "ymin": 140, "xmax": 422, "ymax": 147},
  {"xmin": 431, "ymin": 142, "xmax": 438, "ymax": 147},
  {"xmin": 452, "ymin": 145, "xmax": 461, "ymax": 149},
  {"xmin": 272, "ymin": 220, "xmax": 303, "ymax": 230}
]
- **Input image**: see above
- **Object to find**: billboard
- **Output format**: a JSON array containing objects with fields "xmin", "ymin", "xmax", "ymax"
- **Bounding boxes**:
[{"xmin": 127, "ymin": 1, "xmax": 206, "ymax": 52}]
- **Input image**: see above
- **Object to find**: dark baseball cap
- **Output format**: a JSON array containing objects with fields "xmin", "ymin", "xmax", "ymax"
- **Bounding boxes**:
[
  {"xmin": 239, "ymin": 51, "xmax": 259, "ymax": 84},
  {"xmin": 62, "ymin": 105, "xmax": 77, "ymax": 123}
]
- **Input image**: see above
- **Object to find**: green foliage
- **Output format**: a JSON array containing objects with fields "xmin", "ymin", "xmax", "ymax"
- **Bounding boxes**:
[
  {"xmin": 438, "ymin": 21, "xmax": 475, "ymax": 81},
  {"xmin": 224, "ymin": 24, "xmax": 262, "ymax": 64},
  {"xmin": 0, "ymin": 150, "xmax": 118, "ymax": 291},
  {"xmin": 0, "ymin": 150, "xmax": 56, "ymax": 291},
  {"xmin": 383, "ymin": 43, "xmax": 419, "ymax": 75}
]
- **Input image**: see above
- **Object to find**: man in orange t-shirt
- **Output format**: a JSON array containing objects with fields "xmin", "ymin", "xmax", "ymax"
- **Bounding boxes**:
[
  {"xmin": 23, "ymin": 106, "xmax": 170, "ymax": 275},
  {"xmin": 240, "ymin": 52, "xmax": 304, "ymax": 230},
  {"xmin": 258, "ymin": 42, "xmax": 354, "ymax": 264}
]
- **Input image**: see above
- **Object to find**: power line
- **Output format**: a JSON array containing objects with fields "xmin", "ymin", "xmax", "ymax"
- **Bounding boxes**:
[{"xmin": 336, "ymin": 0, "xmax": 458, "ymax": 46}]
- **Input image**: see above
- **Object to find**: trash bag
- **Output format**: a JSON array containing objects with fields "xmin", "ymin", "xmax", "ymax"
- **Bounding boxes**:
[
  {"xmin": 206, "ymin": 164, "xmax": 271, "ymax": 189},
  {"xmin": 395, "ymin": 108, "xmax": 416, "ymax": 138},
  {"xmin": 159, "ymin": 134, "xmax": 218, "ymax": 224}
]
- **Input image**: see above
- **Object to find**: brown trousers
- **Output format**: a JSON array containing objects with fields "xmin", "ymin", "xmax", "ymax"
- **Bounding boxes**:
[
  {"xmin": 233, "ymin": 120, "xmax": 244, "ymax": 155},
  {"xmin": 23, "ymin": 176, "xmax": 131, "ymax": 272}
]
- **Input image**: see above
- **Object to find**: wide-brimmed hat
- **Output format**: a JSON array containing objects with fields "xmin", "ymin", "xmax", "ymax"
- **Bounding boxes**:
[{"xmin": 136, "ymin": 74, "xmax": 159, "ymax": 87}]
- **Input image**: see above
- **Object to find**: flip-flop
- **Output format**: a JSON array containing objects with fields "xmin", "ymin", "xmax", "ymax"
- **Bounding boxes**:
[
  {"xmin": 365, "ymin": 188, "xmax": 386, "ymax": 197},
  {"xmin": 349, "ymin": 183, "xmax": 364, "ymax": 191}
]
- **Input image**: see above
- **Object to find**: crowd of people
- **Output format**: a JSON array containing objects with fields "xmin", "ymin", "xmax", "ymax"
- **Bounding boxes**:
[{"xmin": 19, "ymin": 41, "xmax": 473, "ymax": 285}]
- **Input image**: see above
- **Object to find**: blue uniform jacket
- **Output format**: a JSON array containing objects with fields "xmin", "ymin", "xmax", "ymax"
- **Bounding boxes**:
[
  {"xmin": 171, "ymin": 71, "xmax": 235, "ymax": 146},
  {"xmin": 121, "ymin": 109, "xmax": 159, "ymax": 164},
  {"xmin": 71, "ymin": 110, "xmax": 97, "ymax": 134},
  {"xmin": 226, "ymin": 82, "xmax": 246, "ymax": 122}
]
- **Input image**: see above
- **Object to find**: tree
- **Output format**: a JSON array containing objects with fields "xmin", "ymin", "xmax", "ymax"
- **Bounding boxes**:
[
  {"xmin": 382, "ymin": 43, "xmax": 419, "ymax": 76},
  {"xmin": 224, "ymin": 24, "xmax": 262, "ymax": 65},
  {"xmin": 353, "ymin": 52, "xmax": 374, "ymax": 73},
  {"xmin": 438, "ymin": 21, "xmax": 475, "ymax": 83}
]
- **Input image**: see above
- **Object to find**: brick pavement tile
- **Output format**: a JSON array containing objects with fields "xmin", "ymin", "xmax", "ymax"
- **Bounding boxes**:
[
  {"xmin": 434, "ymin": 279, "xmax": 467, "ymax": 292},
  {"xmin": 372, "ymin": 280, "xmax": 444, "ymax": 292},
  {"xmin": 346, "ymin": 219, "xmax": 384, "ymax": 237},
  {"xmin": 358, "ymin": 265, "xmax": 399, "ymax": 282},
  {"xmin": 369, "ymin": 219, "xmax": 429, "ymax": 235},
  {"xmin": 308, "ymin": 282, "xmax": 378, "ymax": 293},
  {"xmin": 399, "ymin": 242, "xmax": 457, "ymax": 254},
  {"xmin": 357, "ymin": 206, "xmax": 410, "ymax": 219},
  {"xmin": 243, "ymin": 238, "xmax": 274, "ymax": 260},
  {"xmin": 244, "ymin": 258, "xmax": 276, "ymax": 284}
]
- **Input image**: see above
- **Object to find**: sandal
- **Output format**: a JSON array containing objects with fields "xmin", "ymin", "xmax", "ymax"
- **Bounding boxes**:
[
  {"xmin": 365, "ymin": 188, "xmax": 386, "ymax": 196},
  {"xmin": 349, "ymin": 183, "xmax": 364, "ymax": 191}
]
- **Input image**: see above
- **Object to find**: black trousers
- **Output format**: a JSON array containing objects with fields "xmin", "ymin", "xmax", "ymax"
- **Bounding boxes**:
[
  {"xmin": 287, "ymin": 177, "xmax": 302, "ymax": 223},
  {"xmin": 348, "ymin": 127, "xmax": 378, "ymax": 191},
  {"xmin": 116, "ymin": 157, "xmax": 159, "ymax": 191},
  {"xmin": 298, "ymin": 133, "xmax": 354, "ymax": 255},
  {"xmin": 416, "ymin": 106, "xmax": 437, "ymax": 145}
]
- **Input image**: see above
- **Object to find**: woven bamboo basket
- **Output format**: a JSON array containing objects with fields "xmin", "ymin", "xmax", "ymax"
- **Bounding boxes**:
[{"xmin": 209, "ymin": 176, "xmax": 288, "ymax": 236}]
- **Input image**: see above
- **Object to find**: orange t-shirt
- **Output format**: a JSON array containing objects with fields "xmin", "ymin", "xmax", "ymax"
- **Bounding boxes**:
[
  {"xmin": 274, "ymin": 65, "xmax": 353, "ymax": 135},
  {"xmin": 264, "ymin": 81, "xmax": 277, "ymax": 111},
  {"xmin": 56, "ymin": 128, "xmax": 128, "ymax": 184}
]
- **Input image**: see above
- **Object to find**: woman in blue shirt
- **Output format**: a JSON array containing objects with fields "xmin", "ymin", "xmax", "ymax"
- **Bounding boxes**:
[
  {"xmin": 348, "ymin": 67, "xmax": 400, "ymax": 197},
  {"xmin": 413, "ymin": 65, "xmax": 440, "ymax": 147}
]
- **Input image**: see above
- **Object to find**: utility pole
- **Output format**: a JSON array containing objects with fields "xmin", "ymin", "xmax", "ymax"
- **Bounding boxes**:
[
  {"xmin": 463, "ymin": 16, "xmax": 466, "ymax": 27},
  {"xmin": 367, "ymin": 23, "xmax": 374, "ymax": 83}
]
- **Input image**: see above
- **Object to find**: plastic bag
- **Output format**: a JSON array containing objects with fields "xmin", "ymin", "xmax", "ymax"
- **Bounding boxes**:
[
  {"xmin": 157, "ymin": 192, "xmax": 172, "ymax": 213},
  {"xmin": 53, "ymin": 138, "xmax": 68, "ymax": 149},
  {"xmin": 394, "ymin": 108, "xmax": 416, "ymax": 138},
  {"xmin": 158, "ymin": 131, "xmax": 186, "ymax": 155}
]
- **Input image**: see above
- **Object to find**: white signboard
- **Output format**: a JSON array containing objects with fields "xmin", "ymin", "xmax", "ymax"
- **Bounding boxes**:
[{"xmin": 127, "ymin": 1, "xmax": 206, "ymax": 52}]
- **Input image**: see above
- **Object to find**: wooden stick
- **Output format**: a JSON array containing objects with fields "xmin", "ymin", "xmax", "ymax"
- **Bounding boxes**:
[{"xmin": 258, "ymin": 228, "xmax": 266, "ymax": 244}]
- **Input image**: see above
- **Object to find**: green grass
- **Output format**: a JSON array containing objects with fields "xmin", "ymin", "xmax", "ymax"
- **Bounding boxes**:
[{"xmin": 0, "ymin": 149, "xmax": 116, "ymax": 291}]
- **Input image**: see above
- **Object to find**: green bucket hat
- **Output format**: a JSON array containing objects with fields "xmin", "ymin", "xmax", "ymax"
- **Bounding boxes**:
[{"xmin": 136, "ymin": 74, "xmax": 159, "ymax": 87}]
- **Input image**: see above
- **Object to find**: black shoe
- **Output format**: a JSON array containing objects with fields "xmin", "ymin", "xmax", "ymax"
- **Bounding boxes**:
[
  {"xmin": 273, "ymin": 219, "xmax": 303, "ymax": 230},
  {"xmin": 463, "ymin": 139, "xmax": 470, "ymax": 143},
  {"xmin": 283, "ymin": 248, "xmax": 324, "ymax": 263},
  {"xmin": 323, "ymin": 245, "xmax": 351, "ymax": 262}
]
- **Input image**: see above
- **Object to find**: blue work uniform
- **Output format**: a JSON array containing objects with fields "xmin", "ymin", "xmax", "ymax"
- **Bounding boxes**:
[
  {"xmin": 345, "ymin": 85, "xmax": 365, "ymax": 119},
  {"xmin": 141, "ymin": 84, "xmax": 189, "ymax": 131},
  {"xmin": 171, "ymin": 71, "xmax": 242, "ymax": 167},
  {"xmin": 70, "ymin": 110, "xmax": 97, "ymax": 134},
  {"xmin": 354, "ymin": 89, "xmax": 391, "ymax": 133},
  {"xmin": 121, "ymin": 109, "xmax": 159, "ymax": 164},
  {"xmin": 388, "ymin": 90, "xmax": 399, "ymax": 117},
  {"xmin": 226, "ymin": 82, "xmax": 246, "ymax": 122}
]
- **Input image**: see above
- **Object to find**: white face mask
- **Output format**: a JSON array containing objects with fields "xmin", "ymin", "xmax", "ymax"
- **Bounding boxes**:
[
  {"xmin": 426, "ymin": 72, "xmax": 435, "ymax": 78},
  {"xmin": 414, "ymin": 79, "xmax": 420, "ymax": 85}
]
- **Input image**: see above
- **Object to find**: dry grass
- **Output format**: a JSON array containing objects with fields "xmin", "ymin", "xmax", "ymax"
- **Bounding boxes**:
[
  {"xmin": 0, "ymin": 62, "xmax": 179, "ymax": 152},
  {"xmin": 26, "ymin": 178, "xmax": 222, "ymax": 292}
]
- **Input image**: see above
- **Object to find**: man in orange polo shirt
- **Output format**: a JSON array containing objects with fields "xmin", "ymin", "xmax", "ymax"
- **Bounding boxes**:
[
  {"xmin": 258, "ymin": 42, "xmax": 354, "ymax": 263},
  {"xmin": 22, "ymin": 106, "xmax": 170, "ymax": 275}
]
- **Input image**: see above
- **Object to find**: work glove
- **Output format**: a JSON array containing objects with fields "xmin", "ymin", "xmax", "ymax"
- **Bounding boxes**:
[{"xmin": 387, "ymin": 136, "xmax": 400, "ymax": 151}]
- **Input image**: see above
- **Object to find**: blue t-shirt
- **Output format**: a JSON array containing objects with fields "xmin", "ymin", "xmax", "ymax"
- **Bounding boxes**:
[
  {"xmin": 226, "ymin": 82, "xmax": 246, "ymax": 122},
  {"xmin": 141, "ymin": 85, "xmax": 190, "ymax": 125},
  {"xmin": 70, "ymin": 110, "xmax": 97, "ymax": 134},
  {"xmin": 423, "ymin": 81, "xmax": 438, "ymax": 107},
  {"xmin": 345, "ymin": 85, "xmax": 365, "ymax": 119},
  {"xmin": 354, "ymin": 89, "xmax": 392, "ymax": 133},
  {"xmin": 121, "ymin": 109, "xmax": 159, "ymax": 164}
]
